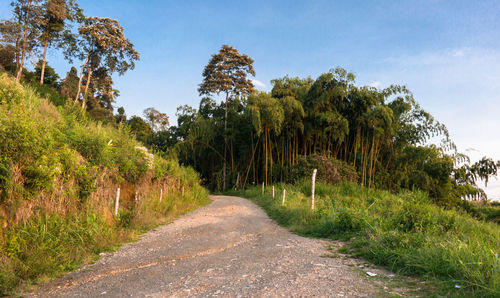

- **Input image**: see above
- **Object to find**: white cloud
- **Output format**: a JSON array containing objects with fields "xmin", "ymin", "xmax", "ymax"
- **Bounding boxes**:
[
  {"xmin": 251, "ymin": 79, "xmax": 266, "ymax": 88},
  {"xmin": 369, "ymin": 81, "xmax": 381, "ymax": 88}
]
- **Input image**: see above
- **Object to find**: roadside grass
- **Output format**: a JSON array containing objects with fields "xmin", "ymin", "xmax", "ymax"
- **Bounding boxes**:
[
  {"xmin": 1, "ymin": 187, "xmax": 210, "ymax": 295},
  {"xmin": 227, "ymin": 181, "xmax": 500, "ymax": 297},
  {"xmin": 0, "ymin": 72, "xmax": 211, "ymax": 295}
]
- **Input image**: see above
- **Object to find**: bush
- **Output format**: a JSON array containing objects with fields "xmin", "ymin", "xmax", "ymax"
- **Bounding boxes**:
[{"xmin": 289, "ymin": 154, "xmax": 358, "ymax": 184}]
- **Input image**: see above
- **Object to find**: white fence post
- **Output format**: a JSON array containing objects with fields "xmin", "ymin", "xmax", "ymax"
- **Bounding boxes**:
[
  {"xmin": 160, "ymin": 188, "xmax": 163, "ymax": 202},
  {"xmin": 114, "ymin": 187, "xmax": 120, "ymax": 216},
  {"xmin": 272, "ymin": 186, "xmax": 275, "ymax": 198},
  {"xmin": 311, "ymin": 169, "xmax": 317, "ymax": 210},
  {"xmin": 282, "ymin": 189, "xmax": 286, "ymax": 206}
]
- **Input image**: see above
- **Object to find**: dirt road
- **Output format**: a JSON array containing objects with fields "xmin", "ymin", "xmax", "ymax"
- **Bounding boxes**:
[{"xmin": 30, "ymin": 196, "xmax": 383, "ymax": 297}]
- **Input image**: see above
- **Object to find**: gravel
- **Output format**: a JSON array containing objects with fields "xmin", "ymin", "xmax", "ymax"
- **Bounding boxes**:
[{"xmin": 28, "ymin": 195, "xmax": 383, "ymax": 297}]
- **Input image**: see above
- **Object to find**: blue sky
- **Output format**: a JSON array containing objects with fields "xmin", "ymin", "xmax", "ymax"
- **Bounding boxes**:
[{"xmin": 2, "ymin": 0, "xmax": 500, "ymax": 198}]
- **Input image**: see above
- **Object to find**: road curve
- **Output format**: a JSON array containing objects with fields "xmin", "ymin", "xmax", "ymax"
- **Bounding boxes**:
[{"xmin": 29, "ymin": 195, "xmax": 380, "ymax": 297}]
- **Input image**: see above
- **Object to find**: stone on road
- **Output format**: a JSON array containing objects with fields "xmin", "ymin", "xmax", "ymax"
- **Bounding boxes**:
[{"xmin": 29, "ymin": 196, "xmax": 380, "ymax": 297}]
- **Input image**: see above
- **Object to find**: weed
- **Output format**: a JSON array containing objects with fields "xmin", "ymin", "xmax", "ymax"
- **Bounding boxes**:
[{"xmin": 228, "ymin": 181, "xmax": 500, "ymax": 297}]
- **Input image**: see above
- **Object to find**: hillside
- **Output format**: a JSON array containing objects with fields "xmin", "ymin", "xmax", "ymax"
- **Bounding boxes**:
[{"xmin": 0, "ymin": 73, "xmax": 209, "ymax": 294}]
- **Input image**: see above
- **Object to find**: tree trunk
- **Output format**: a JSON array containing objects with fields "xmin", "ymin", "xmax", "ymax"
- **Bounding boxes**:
[
  {"xmin": 15, "ymin": 0, "xmax": 33, "ymax": 83},
  {"xmin": 243, "ymin": 135, "xmax": 260, "ymax": 189},
  {"xmin": 223, "ymin": 92, "xmax": 228, "ymax": 190},
  {"xmin": 16, "ymin": 22, "xmax": 28, "ymax": 83},
  {"xmin": 82, "ymin": 69, "xmax": 92, "ymax": 110},
  {"xmin": 75, "ymin": 53, "xmax": 90, "ymax": 102},
  {"xmin": 40, "ymin": 38, "xmax": 49, "ymax": 85},
  {"xmin": 15, "ymin": 36, "xmax": 20, "ymax": 74}
]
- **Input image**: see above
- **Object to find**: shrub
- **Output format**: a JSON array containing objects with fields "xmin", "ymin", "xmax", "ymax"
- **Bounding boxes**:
[{"xmin": 289, "ymin": 154, "xmax": 358, "ymax": 184}]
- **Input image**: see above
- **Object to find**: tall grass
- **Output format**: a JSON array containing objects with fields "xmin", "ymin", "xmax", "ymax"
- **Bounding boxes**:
[
  {"xmin": 229, "ymin": 181, "xmax": 500, "ymax": 297},
  {"xmin": 0, "ymin": 73, "xmax": 210, "ymax": 294}
]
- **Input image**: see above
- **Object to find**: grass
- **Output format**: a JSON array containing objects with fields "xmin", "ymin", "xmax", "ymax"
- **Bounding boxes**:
[
  {"xmin": 1, "ymin": 188, "xmax": 210, "ymax": 295},
  {"xmin": 227, "ymin": 181, "xmax": 500, "ymax": 297},
  {"xmin": 0, "ymin": 72, "xmax": 211, "ymax": 295}
]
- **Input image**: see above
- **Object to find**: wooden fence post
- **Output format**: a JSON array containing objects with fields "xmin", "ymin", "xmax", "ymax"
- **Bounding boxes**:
[
  {"xmin": 262, "ymin": 182, "xmax": 265, "ymax": 195},
  {"xmin": 282, "ymin": 189, "xmax": 286, "ymax": 206},
  {"xmin": 311, "ymin": 169, "xmax": 317, "ymax": 210},
  {"xmin": 114, "ymin": 187, "xmax": 120, "ymax": 216},
  {"xmin": 272, "ymin": 186, "xmax": 275, "ymax": 198}
]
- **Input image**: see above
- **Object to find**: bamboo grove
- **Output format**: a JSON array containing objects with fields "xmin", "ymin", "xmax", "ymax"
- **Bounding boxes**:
[
  {"xmin": 158, "ymin": 47, "xmax": 498, "ymax": 205},
  {"xmin": 174, "ymin": 70, "xmax": 442, "ymax": 188}
]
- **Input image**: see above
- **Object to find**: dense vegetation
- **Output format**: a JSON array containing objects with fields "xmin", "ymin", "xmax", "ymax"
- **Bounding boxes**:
[
  {"xmin": 0, "ymin": 73, "xmax": 209, "ymax": 295},
  {"xmin": 228, "ymin": 182, "xmax": 500, "ymax": 297},
  {"xmin": 165, "ymin": 60, "xmax": 497, "ymax": 208},
  {"xmin": 1, "ymin": 1, "xmax": 499, "ymax": 297}
]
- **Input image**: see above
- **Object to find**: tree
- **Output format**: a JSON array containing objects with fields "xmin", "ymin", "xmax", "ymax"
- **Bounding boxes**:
[
  {"xmin": 247, "ymin": 92, "xmax": 284, "ymax": 184},
  {"xmin": 143, "ymin": 107, "xmax": 169, "ymax": 132},
  {"xmin": 11, "ymin": 0, "xmax": 43, "ymax": 83},
  {"xmin": 175, "ymin": 105, "xmax": 198, "ymax": 140},
  {"xmin": 83, "ymin": 66, "xmax": 117, "ymax": 112},
  {"xmin": 60, "ymin": 66, "xmax": 78, "ymax": 98},
  {"xmin": 127, "ymin": 116, "xmax": 152, "ymax": 144},
  {"xmin": 473, "ymin": 157, "xmax": 498, "ymax": 187},
  {"xmin": 0, "ymin": 44, "xmax": 17, "ymax": 73},
  {"xmin": 74, "ymin": 17, "xmax": 139, "ymax": 109},
  {"xmin": 37, "ymin": 0, "xmax": 65, "ymax": 85},
  {"xmin": 198, "ymin": 45, "xmax": 255, "ymax": 190},
  {"xmin": 33, "ymin": 59, "xmax": 59, "ymax": 86},
  {"xmin": 115, "ymin": 106, "xmax": 126, "ymax": 125},
  {"xmin": 0, "ymin": 20, "xmax": 21, "ymax": 72}
]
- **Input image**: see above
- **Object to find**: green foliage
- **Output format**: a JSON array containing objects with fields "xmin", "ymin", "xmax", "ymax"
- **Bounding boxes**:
[
  {"xmin": 75, "ymin": 165, "xmax": 97, "ymax": 200},
  {"xmin": 0, "ymin": 73, "xmax": 210, "ymax": 295},
  {"xmin": 31, "ymin": 82, "xmax": 68, "ymax": 106},
  {"xmin": 230, "ymin": 183, "xmax": 500, "ymax": 297},
  {"xmin": 290, "ymin": 154, "xmax": 358, "ymax": 184},
  {"xmin": 470, "ymin": 205, "xmax": 500, "ymax": 224},
  {"xmin": 172, "ymin": 66, "xmax": 487, "ymax": 209},
  {"xmin": 0, "ymin": 157, "xmax": 12, "ymax": 200},
  {"xmin": 127, "ymin": 116, "xmax": 153, "ymax": 144}
]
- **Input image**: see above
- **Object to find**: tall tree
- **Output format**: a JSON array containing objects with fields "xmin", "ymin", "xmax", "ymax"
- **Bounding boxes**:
[
  {"xmin": 11, "ymin": 0, "xmax": 42, "ymax": 83},
  {"xmin": 60, "ymin": 66, "xmax": 78, "ymax": 98},
  {"xmin": 472, "ymin": 157, "xmax": 498, "ymax": 187},
  {"xmin": 0, "ymin": 44, "xmax": 17, "ymax": 73},
  {"xmin": 37, "ymin": 0, "xmax": 82, "ymax": 85},
  {"xmin": 74, "ymin": 17, "xmax": 139, "ymax": 109},
  {"xmin": 33, "ymin": 59, "xmax": 59, "ymax": 86},
  {"xmin": 198, "ymin": 45, "xmax": 255, "ymax": 189},
  {"xmin": 115, "ymin": 106, "xmax": 126, "ymax": 125},
  {"xmin": 247, "ymin": 92, "xmax": 284, "ymax": 184},
  {"xmin": 127, "ymin": 116, "xmax": 153, "ymax": 144},
  {"xmin": 37, "ymin": 0, "xmax": 64, "ymax": 85},
  {"xmin": 0, "ymin": 19, "xmax": 21, "ymax": 72},
  {"xmin": 143, "ymin": 107, "xmax": 169, "ymax": 132}
]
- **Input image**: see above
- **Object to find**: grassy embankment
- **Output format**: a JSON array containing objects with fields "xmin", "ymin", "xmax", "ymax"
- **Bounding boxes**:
[
  {"xmin": 0, "ymin": 73, "xmax": 210, "ymax": 294},
  {"xmin": 228, "ymin": 181, "xmax": 500, "ymax": 297}
]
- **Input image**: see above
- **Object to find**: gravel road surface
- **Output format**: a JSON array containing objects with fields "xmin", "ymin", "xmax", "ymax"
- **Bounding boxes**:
[{"xmin": 29, "ymin": 195, "xmax": 383, "ymax": 297}]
